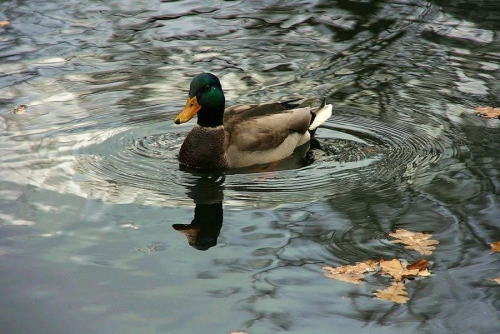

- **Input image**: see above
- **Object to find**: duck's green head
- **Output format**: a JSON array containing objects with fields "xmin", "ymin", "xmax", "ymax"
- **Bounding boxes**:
[{"xmin": 174, "ymin": 73, "xmax": 225, "ymax": 127}]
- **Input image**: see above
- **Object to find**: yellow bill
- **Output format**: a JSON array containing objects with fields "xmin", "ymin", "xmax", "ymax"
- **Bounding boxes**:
[{"xmin": 174, "ymin": 96, "xmax": 201, "ymax": 124}]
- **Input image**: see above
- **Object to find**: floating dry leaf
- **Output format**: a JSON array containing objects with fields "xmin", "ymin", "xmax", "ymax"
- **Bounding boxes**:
[
  {"xmin": 0, "ymin": 20, "xmax": 10, "ymax": 27},
  {"xmin": 490, "ymin": 241, "xmax": 500, "ymax": 253},
  {"xmin": 488, "ymin": 277, "xmax": 500, "ymax": 284},
  {"xmin": 475, "ymin": 106, "xmax": 500, "ymax": 119},
  {"xmin": 374, "ymin": 282, "xmax": 408, "ymax": 304},
  {"xmin": 323, "ymin": 260, "xmax": 377, "ymax": 284},
  {"xmin": 389, "ymin": 229, "xmax": 439, "ymax": 255},
  {"xmin": 407, "ymin": 258, "xmax": 430, "ymax": 271},
  {"xmin": 380, "ymin": 258, "xmax": 420, "ymax": 281},
  {"xmin": 407, "ymin": 258, "xmax": 431, "ymax": 277}
]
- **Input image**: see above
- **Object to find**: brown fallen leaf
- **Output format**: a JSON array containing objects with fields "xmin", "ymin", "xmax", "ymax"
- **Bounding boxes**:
[
  {"xmin": 0, "ymin": 20, "xmax": 10, "ymax": 27},
  {"xmin": 407, "ymin": 258, "xmax": 430, "ymax": 271},
  {"xmin": 488, "ymin": 277, "xmax": 500, "ymax": 284},
  {"xmin": 380, "ymin": 258, "xmax": 420, "ymax": 281},
  {"xmin": 323, "ymin": 260, "xmax": 377, "ymax": 284},
  {"xmin": 374, "ymin": 282, "xmax": 408, "ymax": 304},
  {"xmin": 407, "ymin": 259, "xmax": 431, "ymax": 277},
  {"xmin": 490, "ymin": 241, "xmax": 500, "ymax": 253},
  {"xmin": 475, "ymin": 106, "xmax": 500, "ymax": 119},
  {"xmin": 389, "ymin": 229, "xmax": 439, "ymax": 256}
]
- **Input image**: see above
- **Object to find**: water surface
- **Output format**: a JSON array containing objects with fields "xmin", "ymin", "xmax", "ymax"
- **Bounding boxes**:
[{"xmin": 1, "ymin": 0, "xmax": 499, "ymax": 333}]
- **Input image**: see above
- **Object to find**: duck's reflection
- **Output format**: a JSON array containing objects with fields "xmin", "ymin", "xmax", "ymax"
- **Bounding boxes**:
[
  {"xmin": 172, "ymin": 139, "xmax": 326, "ymax": 251},
  {"xmin": 172, "ymin": 172, "xmax": 224, "ymax": 251}
]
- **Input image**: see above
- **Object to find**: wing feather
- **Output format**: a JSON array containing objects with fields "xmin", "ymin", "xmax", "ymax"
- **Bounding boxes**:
[{"xmin": 230, "ymin": 108, "xmax": 311, "ymax": 152}]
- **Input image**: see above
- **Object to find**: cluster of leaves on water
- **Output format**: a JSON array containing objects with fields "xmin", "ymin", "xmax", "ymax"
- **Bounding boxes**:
[
  {"xmin": 322, "ymin": 229, "xmax": 436, "ymax": 304},
  {"xmin": 475, "ymin": 106, "xmax": 500, "ymax": 119},
  {"xmin": 323, "ymin": 231, "xmax": 500, "ymax": 303}
]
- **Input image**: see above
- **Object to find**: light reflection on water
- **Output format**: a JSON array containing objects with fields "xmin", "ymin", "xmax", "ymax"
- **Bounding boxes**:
[{"xmin": 1, "ymin": 0, "xmax": 500, "ymax": 333}]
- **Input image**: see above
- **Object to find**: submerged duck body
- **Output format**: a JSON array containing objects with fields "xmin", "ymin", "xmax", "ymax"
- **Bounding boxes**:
[{"xmin": 174, "ymin": 73, "xmax": 332, "ymax": 169}]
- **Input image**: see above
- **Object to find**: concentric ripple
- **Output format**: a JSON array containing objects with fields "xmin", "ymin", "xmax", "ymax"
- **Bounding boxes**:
[{"xmin": 73, "ymin": 115, "xmax": 457, "ymax": 207}]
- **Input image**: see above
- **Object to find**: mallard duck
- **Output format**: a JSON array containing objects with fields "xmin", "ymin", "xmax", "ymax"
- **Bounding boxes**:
[{"xmin": 174, "ymin": 73, "xmax": 332, "ymax": 169}]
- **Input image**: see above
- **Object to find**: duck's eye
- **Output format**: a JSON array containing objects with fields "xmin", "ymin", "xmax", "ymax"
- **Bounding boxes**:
[{"xmin": 204, "ymin": 85, "xmax": 211, "ymax": 92}]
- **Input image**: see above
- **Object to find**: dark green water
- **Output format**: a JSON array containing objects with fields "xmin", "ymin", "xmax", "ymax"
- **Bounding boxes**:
[{"xmin": 1, "ymin": 0, "xmax": 499, "ymax": 333}]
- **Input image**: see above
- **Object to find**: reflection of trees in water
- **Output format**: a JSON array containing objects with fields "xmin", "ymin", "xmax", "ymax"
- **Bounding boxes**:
[
  {"xmin": 434, "ymin": 0, "xmax": 500, "ymax": 29},
  {"xmin": 107, "ymin": 0, "xmax": 499, "ymax": 329}
]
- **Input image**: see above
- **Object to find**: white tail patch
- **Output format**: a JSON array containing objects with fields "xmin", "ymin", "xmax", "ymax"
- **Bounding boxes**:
[{"xmin": 309, "ymin": 104, "xmax": 332, "ymax": 130}]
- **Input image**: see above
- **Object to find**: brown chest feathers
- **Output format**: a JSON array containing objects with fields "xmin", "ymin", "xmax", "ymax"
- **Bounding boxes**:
[{"xmin": 178, "ymin": 125, "xmax": 229, "ymax": 169}]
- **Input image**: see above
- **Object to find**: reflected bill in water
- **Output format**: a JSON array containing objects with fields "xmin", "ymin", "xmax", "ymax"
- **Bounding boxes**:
[{"xmin": 172, "ymin": 172, "xmax": 225, "ymax": 251}]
